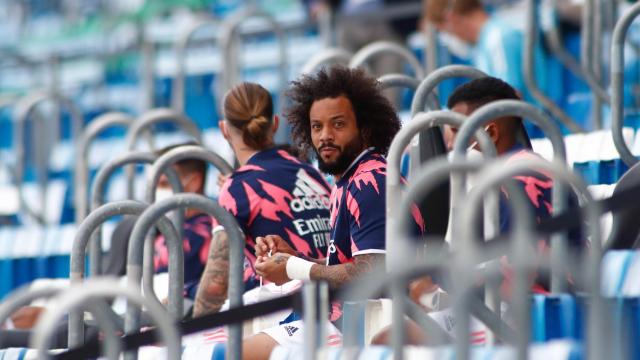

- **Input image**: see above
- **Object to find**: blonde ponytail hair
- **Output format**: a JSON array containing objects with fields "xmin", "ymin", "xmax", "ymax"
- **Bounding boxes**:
[{"xmin": 223, "ymin": 82, "xmax": 274, "ymax": 150}]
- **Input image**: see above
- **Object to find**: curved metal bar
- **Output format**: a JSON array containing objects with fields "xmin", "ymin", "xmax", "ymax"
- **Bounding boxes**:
[
  {"xmin": 410, "ymin": 65, "xmax": 487, "ymax": 116},
  {"xmin": 74, "ymin": 112, "xmax": 134, "ymax": 225},
  {"xmin": 611, "ymin": 1, "xmax": 640, "ymax": 167},
  {"xmin": 126, "ymin": 193, "xmax": 244, "ymax": 360},
  {"xmin": 300, "ymin": 48, "xmax": 352, "ymax": 75},
  {"xmin": 377, "ymin": 73, "xmax": 420, "ymax": 91},
  {"xmin": 451, "ymin": 99, "xmax": 569, "ymax": 291},
  {"xmin": 349, "ymin": 41, "xmax": 425, "ymax": 79},
  {"xmin": 459, "ymin": 157, "xmax": 604, "ymax": 360},
  {"xmin": 142, "ymin": 145, "xmax": 233, "ymax": 301},
  {"xmin": 69, "ymin": 200, "xmax": 181, "ymax": 348},
  {"xmin": 31, "ymin": 279, "xmax": 180, "ymax": 360},
  {"xmin": 124, "ymin": 108, "xmax": 202, "ymax": 199},
  {"xmin": 0, "ymin": 284, "xmax": 121, "ymax": 359},
  {"xmin": 88, "ymin": 151, "xmax": 182, "ymax": 278},
  {"xmin": 386, "ymin": 111, "xmax": 495, "ymax": 270},
  {"xmin": 171, "ymin": 17, "xmax": 218, "ymax": 113},
  {"xmin": 524, "ymin": 0, "xmax": 585, "ymax": 134},
  {"xmin": 0, "ymin": 284, "xmax": 64, "ymax": 327},
  {"xmin": 219, "ymin": 6, "xmax": 288, "ymax": 111},
  {"xmin": 13, "ymin": 90, "xmax": 84, "ymax": 224}
]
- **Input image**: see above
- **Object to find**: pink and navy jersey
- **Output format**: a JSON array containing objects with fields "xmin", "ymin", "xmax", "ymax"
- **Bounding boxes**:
[
  {"xmin": 499, "ymin": 145, "xmax": 583, "ymax": 295},
  {"xmin": 154, "ymin": 213, "xmax": 212, "ymax": 299},
  {"xmin": 218, "ymin": 148, "xmax": 332, "ymax": 287},
  {"xmin": 327, "ymin": 149, "xmax": 425, "ymax": 266}
]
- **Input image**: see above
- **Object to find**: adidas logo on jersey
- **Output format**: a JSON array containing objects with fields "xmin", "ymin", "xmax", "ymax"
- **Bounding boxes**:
[
  {"xmin": 284, "ymin": 325, "xmax": 299, "ymax": 337},
  {"xmin": 290, "ymin": 169, "xmax": 330, "ymax": 213}
]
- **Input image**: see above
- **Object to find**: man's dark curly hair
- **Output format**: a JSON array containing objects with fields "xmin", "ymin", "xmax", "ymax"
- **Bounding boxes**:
[{"xmin": 286, "ymin": 66, "xmax": 401, "ymax": 155}]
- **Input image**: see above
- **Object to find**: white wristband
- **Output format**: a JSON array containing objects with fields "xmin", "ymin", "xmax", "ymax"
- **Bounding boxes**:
[
  {"xmin": 285, "ymin": 256, "xmax": 314, "ymax": 281},
  {"xmin": 212, "ymin": 225, "xmax": 225, "ymax": 236}
]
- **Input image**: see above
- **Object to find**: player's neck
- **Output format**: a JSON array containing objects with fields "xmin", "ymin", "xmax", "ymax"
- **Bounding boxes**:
[{"xmin": 235, "ymin": 146, "xmax": 260, "ymax": 166}]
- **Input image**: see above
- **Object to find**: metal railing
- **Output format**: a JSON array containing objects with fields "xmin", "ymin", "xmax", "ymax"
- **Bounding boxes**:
[
  {"xmin": 126, "ymin": 193, "xmax": 243, "ymax": 360},
  {"xmin": 68, "ymin": 199, "xmax": 181, "ymax": 348},
  {"xmin": 218, "ymin": 5, "xmax": 288, "ymax": 112},
  {"xmin": 171, "ymin": 16, "xmax": 219, "ymax": 114},
  {"xmin": 74, "ymin": 112, "xmax": 135, "ymax": 225},
  {"xmin": 124, "ymin": 108, "xmax": 202, "ymax": 199},
  {"xmin": 524, "ymin": 0, "xmax": 585, "ymax": 134},
  {"xmin": 88, "ymin": 151, "xmax": 183, "ymax": 277},
  {"xmin": 611, "ymin": 1, "xmax": 640, "ymax": 167},
  {"xmin": 300, "ymin": 48, "xmax": 352, "ymax": 75},
  {"xmin": 410, "ymin": 65, "xmax": 487, "ymax": 116},
  {"xmin": 349, "ymin": 41, "xmax": 425, "ymax": 79},
  {"xmin": 13, "ymin": 90, "xmax": 83, "ymax": 224},
  {"xmin": 33, "ymin": 279, "xmax": 180, "ymax": 360},
  {"xmin": 142, "ymin": 145, "xmax": 232, "ymax": 302}
]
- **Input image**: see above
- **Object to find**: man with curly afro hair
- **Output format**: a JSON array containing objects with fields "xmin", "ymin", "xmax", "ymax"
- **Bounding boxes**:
[{"xmin": 242, "ymin": 66, "xmax": 425, "ymax": 359}]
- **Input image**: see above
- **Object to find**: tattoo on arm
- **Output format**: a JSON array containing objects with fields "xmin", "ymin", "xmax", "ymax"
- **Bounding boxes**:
[
  {"xmin": 193, "ymin": 231, "xmax": 230, "ymax": 317},
  {"xmin": 273, "ymin": 254, "xmax": 288, "ymax": 264},
  {"xmin": 309, "ymin": 253, "xmax": 383, "ymax": 288}
]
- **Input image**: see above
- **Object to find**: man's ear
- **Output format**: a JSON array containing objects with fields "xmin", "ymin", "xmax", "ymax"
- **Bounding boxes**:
[
  {"xmin": 187, "ymin": 171, "xmax": 205, "ymax": 194},
  {"xmin": 486, "ymin": 122, "xmax": 499, "ymax": 144},
  {"xmin": 219, "ymin": 120, "xmax": 231, "ymax": 141}
]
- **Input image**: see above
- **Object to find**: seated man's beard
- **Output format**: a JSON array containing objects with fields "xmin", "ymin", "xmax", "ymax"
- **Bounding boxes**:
[{"xmin": 315, "ymin": 138, "xmax": 364, "ymax": 176}]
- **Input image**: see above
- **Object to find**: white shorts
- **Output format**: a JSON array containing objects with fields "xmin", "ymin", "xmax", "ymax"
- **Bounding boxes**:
[{"xmin": 261, "ymin": 320, "xmax": 343, "ymax": 347}]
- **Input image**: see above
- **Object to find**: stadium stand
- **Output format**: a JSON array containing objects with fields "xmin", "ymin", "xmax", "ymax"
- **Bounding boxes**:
[{"xmin": 3, "ymin": 0, "xmax": 640, "ymax": 359}]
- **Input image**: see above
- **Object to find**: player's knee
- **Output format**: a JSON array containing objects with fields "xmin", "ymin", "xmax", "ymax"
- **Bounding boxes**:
[
  {"xmin": 242, "ymin": 333, "xmax": 279, "ymax": 360},
  {"xmin": 370, "ymin": 325, "xmax": 391, "ymax": 345}
]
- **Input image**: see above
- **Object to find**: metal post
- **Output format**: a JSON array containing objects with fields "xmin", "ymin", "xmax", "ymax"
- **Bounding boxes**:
[
  {"xmin": 349, "ymin": 41, "xmax": 425, "ymax": 79},
  {"xmin": 88, "ymin": 151, "xmax": 182, "ymax": 278},
  {"xmin": 171, "ymin": 17, "xmax": 218, "ymax": 114},
  {"xmin": 124, "ymin": 108, "xmax": 202, "ymax": 199},
  {"xmin": 425, "ymin": 24, "xmax": 439, "ymax": 74},
  {"xmin": 31, "ymin": 279, "xmax": 181, "ymax": 360},
  {"xmin": 524, "ymin": 0, "xmax": 585, "ymax": 133},
  {"xmin": 303, "ymin": 282, "xmax": 318, "ymax": 360},
  {"xmin": 142, "ymin": 145, "xmax": 232, "ymax": 301},
  {"xmin": 126, "ymin": 194, "xmax": 244, "ymax": 360},
  {"xmin": 74, "ymin": 112, "xmax": 134, "ymax": 225},
  {"xmin": 13, "ymin": 91, "xmax": 84, "ymax": 224},
  {"xmin": 452, "ymin": 99, "xmax": 568, "ymax": 292},
  {"xmin": 611, "ymin": 2, "xmax": 640, "ymax": 167},
  {"xmin": 591, "ymin": 0, "xmax": 604, "ymax": 130},
  {"xmin": 140, "ymin": 33, "xmax": 155, "ymax": 112},
  {"xmin": 69, "ymin": 200, "xmax": 181, "ymax": 348},
  {"xmin": 301, "ymin": 48, "xmax": 353, "ymax": 75}
]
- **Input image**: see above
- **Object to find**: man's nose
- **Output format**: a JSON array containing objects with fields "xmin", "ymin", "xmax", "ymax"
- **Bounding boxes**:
[{"xmin": 319, "ymin": 126, "xmax": 334, "ymax": 143}]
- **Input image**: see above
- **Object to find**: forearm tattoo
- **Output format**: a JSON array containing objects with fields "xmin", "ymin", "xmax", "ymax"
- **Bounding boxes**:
[
  {"xmin": 310, "ymin": 253, "xmax": 383, "ymax": 289},
  {"xmin": 193, "ymin": 231, "xmax": 230, "ymax": 317}
]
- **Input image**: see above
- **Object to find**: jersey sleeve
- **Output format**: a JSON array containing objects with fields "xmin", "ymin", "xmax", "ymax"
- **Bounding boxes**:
[{"xmin": 345, "ymin": 172, "xmax": 387, "ymax": 256}]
